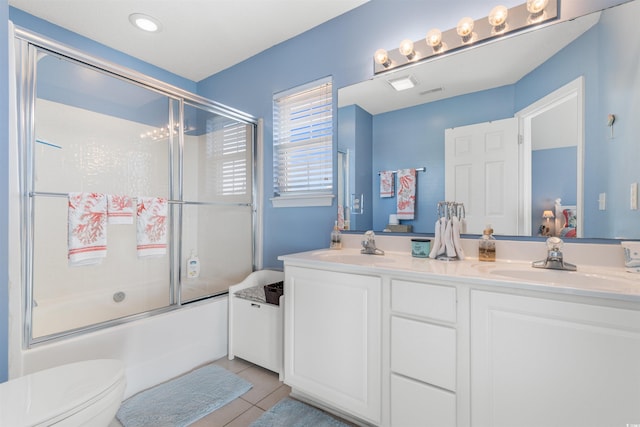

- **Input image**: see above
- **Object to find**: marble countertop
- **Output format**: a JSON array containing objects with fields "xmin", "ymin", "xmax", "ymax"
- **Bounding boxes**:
[{"xmin": 278, "ymin": 248, "xmax": 640, "ymax": 303}]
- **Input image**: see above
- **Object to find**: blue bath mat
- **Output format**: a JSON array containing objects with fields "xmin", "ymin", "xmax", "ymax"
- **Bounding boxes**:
[
  {"xmin": 250, "ymin": 398, "xmax": 350, "ymax": 427},
  {"xmin": 116, "ymin": 364, "xmax": 252, "ymax": 427}
]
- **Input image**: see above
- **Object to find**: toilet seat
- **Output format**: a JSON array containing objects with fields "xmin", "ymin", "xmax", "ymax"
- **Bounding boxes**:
[{"xmin": 0, "ymin": 359, "xmax": 126, "ymax": 426}]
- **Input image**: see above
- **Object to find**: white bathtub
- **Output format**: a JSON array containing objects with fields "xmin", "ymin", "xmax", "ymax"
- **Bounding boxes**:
[
  {"xmin": 31, "ymin": 282, "xmax": 170, "ymax": 338},
  {"xmin": 17, "ymin": 295, "xmax": 229, "ymax": 399}
]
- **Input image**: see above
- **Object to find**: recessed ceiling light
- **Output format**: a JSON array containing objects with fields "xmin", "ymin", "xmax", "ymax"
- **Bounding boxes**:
[
  {"xmin": 388, "ymin": 76, "xmax": 417, "ymax": 91},
  {"xmin": 129, "ymin": 13, "xmax": 162, "ymax": 33}
]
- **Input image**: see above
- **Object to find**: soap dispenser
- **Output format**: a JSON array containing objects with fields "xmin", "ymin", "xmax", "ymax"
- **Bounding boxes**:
[
  {"xmin": 479, "ymin": 225, "xmax": 496, "ymax": 262},
  {"xmin": 187, "ymin": 250, "xmax": 201, "ymax": 279},
  {"xmin": 330, "ymin": 221, "xmax": 342, "ymax": 250}
]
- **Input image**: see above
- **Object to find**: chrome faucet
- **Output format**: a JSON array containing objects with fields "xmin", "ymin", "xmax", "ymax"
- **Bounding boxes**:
[
  {"xmin": 532, "ymin": 237, "xmax": 577, "ymax": 271},
  {"xmin": 361, "ymin": 230, "xmax": 384, "ymax": 255}
]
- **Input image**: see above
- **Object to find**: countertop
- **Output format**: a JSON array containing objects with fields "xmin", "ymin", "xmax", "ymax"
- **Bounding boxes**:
[{"xmin": 278, "ymin": 248, "xmax": 640, "ymax": 303}]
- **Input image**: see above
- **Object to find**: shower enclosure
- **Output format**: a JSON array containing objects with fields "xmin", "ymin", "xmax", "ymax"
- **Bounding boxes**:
[{"xmin": 15, "ymin": 29, "xmax": 257, "ymax": 346}]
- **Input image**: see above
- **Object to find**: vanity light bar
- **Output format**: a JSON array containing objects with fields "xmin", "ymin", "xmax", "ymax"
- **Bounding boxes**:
[{"xmin": 373, "ymin": 0, "xmax": 558, "ymax": 74}]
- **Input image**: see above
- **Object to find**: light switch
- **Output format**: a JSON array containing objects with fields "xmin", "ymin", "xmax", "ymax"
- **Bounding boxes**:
[
  {"xmin": 631, "ymin": 183, "xmax": 638, "ymax": 210},
  {"xmin": 598, "ymin": 192, "xmax": 606, "ymax": 210}
]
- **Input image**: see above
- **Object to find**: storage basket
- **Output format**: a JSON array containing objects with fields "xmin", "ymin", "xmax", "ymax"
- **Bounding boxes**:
[{"xmin": 264, "ymin": 281, "xmax": 284, "ymax": 305}]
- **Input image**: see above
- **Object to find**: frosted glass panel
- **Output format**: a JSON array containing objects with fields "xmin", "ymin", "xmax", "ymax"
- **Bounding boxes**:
[
  {"xmin": 183, "ymin": 103, "xmax": 252, "ymax": 204},
  {"xmin": 181, "ymin": 204, "xmax": 253, "ymax": 302},
  {"xmin": 34, "ymin": 54, "xmax": 174, "ymax": 197}
]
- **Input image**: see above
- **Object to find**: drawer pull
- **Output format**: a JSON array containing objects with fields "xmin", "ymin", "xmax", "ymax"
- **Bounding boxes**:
[{"xmin": 251, "ymin": 303, "xmax": 261, "ymax": 308}]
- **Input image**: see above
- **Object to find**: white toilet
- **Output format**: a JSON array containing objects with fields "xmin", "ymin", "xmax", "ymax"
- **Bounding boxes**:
[{"xmin": 0, "ymin": 359, "xmax": 126, "ymax": 426}]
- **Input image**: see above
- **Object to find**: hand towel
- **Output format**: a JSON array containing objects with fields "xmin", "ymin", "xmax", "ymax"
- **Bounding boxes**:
[
  {"xmin": 136, "ymin": 197, "xmax": 168, "ymax": 257},
  {"xmin": 444, "ymin": 218, "xmax": 457, "ymax": 257},
  {"xmin": 107, "ymin": 194, "xmax": 134, "ymax": 224},
  {"xmin": 396, "ymin": 168, "xmax": 416, "ymax": 220},
  {"xmin": 379, "ymin": 171, "xmax": 395, "ymax": 198},
  {"xmin": 68, "ymin": 192, "xmax": 107, "ymax": 266},
  {"xmin": 452, "ymin": 216, "xmax": 465, "ymax": 260},
  {"xmin": 429, "ymin": 219, "xmax": 442, "ymax": 259},
  {"xmin": 429, "ymin": 217, "xmax": 447, "ymax": 259}
]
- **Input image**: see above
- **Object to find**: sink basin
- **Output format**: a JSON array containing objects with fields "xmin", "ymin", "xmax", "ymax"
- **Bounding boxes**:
[{"xmin": 490, "ymin": 268, "xmax": 639, "ymax": 290}]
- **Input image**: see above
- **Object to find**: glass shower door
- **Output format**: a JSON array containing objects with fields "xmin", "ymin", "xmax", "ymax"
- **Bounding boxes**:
[
  {"xmin": 180, "ymin": 102, "xmax": 255, "ymax": 302},
  {"xmin": 29, "ymin": 49, "xmax": 178, "ymax": 339}
]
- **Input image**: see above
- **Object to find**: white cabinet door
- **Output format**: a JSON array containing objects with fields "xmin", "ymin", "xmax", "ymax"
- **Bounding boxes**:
[
  {"xmin": 284, "ymin": 266, "xmax": 382, "ymax": 425},
  {"xmin": 471, "ymin": 290, "xmax": 640, "ymax": 427}
]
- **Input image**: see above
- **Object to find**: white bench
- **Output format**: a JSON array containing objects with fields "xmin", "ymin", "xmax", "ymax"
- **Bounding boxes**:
[{"xmin": 228, "ymin": 270, "xmax": 284, "ymax": 379}]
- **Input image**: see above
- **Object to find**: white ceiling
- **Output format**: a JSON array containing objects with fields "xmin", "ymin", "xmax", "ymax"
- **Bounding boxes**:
[{"xmin": 8, "ymin": 0, "xmax": 369, "ymax": 82}]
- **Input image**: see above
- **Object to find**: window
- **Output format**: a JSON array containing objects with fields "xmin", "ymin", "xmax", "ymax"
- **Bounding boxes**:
[
  {"xmin": 206, "ymin": 117, "xmax": 250, "ymax": 197},
  {"xmin": 272, "ymin": 77, "xmax": 334, "ymax": 207}
]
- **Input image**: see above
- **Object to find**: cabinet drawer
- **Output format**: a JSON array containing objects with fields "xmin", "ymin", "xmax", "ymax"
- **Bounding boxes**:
[
  {"xmin": 391, "ymin": 316, "xmax": 456, "ymax": 391},
  {"xmin": 391, "ymin": 279, "xmax": 456, "ymax": 322},
  {"xmin": 391, "ymin": 374, "xmax": 456, "ymax": 427}
]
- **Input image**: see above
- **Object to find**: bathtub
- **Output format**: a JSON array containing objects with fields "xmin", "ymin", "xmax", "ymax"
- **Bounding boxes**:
[
  {"xmin": 31, "ymin": 280, "xmax": 213, "ymax": 338},
  {"xmin": 17, "ymin": 295, "xmax": 229, "ymax": 398}
]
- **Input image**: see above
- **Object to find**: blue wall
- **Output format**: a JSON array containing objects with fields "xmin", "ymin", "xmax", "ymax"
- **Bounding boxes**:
[
  {"xmin": 1, "ymin": 0, "xmax": 631, "ymax": 380},
  {"xmin": 531, "ymin": 146, "xmax": 577, "ymax": 234},
  {"xmin": 196, "ymin": 0, "xmax": 528, "ymax": 268},
  {"xmin": 515, "ymin": 1, "xmax": 640, "ymax": 238},
  {"xmin": 197, "ymin": 0, "xmax": 630, "ymax": 267},
  {"xmin": 338, "ymin": 104, "xmax": 373, "ymax": 231},
  {"xmin": 597, "ymin": 2, "xmax": 640, "ymax": 238},
  {"xmin": 371, "ymin": 85, "xmax": 516, "ymax": 232}
]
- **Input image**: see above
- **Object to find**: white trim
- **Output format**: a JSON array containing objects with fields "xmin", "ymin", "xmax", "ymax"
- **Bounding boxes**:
[
  {"xmin": 515, "ymin": 76, "xmax": 584, "ymax": 237},
  {"xmin": 255, "ymin": 118, "xmax": 264, "ymax": 270},
  {"xmin": 270, "ymin": 194, "xmax": 335, "ymax": 208}
]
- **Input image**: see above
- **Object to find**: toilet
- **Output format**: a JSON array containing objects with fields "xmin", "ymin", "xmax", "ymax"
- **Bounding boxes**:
[{"xmin": 0, "ymin": 359, "xmax": 126, "ymax": 426}]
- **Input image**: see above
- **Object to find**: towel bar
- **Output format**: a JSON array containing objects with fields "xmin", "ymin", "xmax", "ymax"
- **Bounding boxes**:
[{"xmin": 28, "ymin": 191, "xmax": 253, "ymax": 207}]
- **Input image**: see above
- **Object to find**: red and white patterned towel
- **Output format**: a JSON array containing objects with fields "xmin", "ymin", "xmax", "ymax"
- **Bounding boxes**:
[
  {"xmin": 68, "ymin": 192, "xmax": 107, "ymax": 266},
  {"xmin": 396, "ymin": 168, "xmax": 416, "ymax": 220},
  {"xmin": 380, "ymin": 171, "xmax": 395, "ymax": 198},
  {"xmin": 136, "ymin": 197, "xmax": 168, "ymax": 257},
  {"xmin": 107, "ymin": 194, "xmax": 134, "ymax": 224}
]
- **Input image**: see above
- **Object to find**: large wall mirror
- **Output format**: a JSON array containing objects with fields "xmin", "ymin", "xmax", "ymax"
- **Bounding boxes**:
[{"xmin": 338, "ymin": 0, "xmax": 640, "ymax": 240}]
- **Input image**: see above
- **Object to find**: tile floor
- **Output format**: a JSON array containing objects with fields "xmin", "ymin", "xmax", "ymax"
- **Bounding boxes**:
[
  {"xmin": 111, "ymin": 356, "xmax": 355, "ymax": 427},
  {"xmin": 190, "ymin": 357, "xmax": 291, "ymax": 426}
]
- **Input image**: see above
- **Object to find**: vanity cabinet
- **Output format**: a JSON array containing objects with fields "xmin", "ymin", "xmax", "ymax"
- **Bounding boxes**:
[
  {"xmin": 283, "ymin": 266, "xmax": 382, "ymax": 425},
  {"xmin": 471, "ymin": 290, "xmax": 640, "ymax": 427},
  {"xmin": 280, "ymin": 249, "xmax": 640, "ymax": 427},
  {"xmin": 389, "ymin": 279, "xmax": 457, "ymax": 427}
]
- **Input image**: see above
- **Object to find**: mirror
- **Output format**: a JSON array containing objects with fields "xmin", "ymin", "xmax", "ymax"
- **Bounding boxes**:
[{"xmin": 338, "ymin": 0, "xmax": 640, "ymax": 239}]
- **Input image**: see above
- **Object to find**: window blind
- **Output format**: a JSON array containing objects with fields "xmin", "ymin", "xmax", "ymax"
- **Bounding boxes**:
[
  {"xmin": 273, "ymin": 79, "xmax": 333, "ymax": 197},
  {"xmin": 206, "ymin": 118, "xmax": 249, "ymax": 198}
]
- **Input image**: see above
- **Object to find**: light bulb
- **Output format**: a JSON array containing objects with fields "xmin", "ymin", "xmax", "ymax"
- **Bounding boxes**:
[
  {"xmin": 374, "ymin": 49, "xmax": 391, "ymax": 67},
  {"xmin": 399, "ymin": 39, "xmax": 415, "ymax": 59},
  {"xmin": 425, "ymin": 28, "xmax": 442, "ymax": 48},
  {"xmin": 456, "ymin": 17, "xmax": 475, "ymax": 39},
  {"xmin": 488, "ymin": 5, "xmax": 508, "ymax": 27},
  {"xmin": 526, "ymin": 0, "xmax": 548, "ymax": 14}
]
